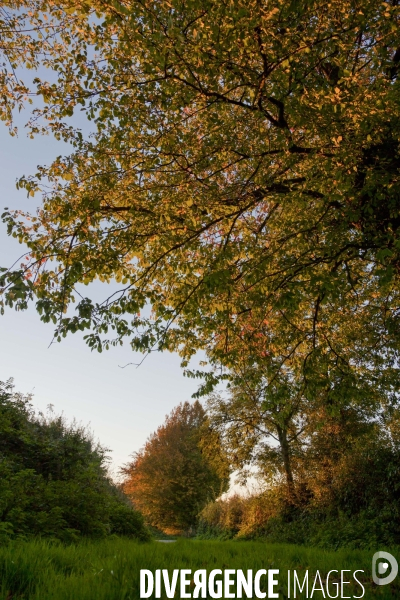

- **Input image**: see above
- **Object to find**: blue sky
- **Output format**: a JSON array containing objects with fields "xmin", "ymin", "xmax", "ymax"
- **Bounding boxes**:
[{"xmin": 0, "ymin": 121, "xmax": 203, "ymax": 474}]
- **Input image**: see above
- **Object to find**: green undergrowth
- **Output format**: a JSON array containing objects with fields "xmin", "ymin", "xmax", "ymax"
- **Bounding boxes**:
[
  {"xmin": 196, "ymin": 511, "xmax": 399, "ymax": 550},
  {"xmin": 0, "ymin": 538, "xmax": 398, "ymax": 599}
]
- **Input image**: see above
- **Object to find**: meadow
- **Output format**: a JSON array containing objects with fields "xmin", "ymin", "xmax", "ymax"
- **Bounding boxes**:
[{"xmin": 0, "ymin": 538, "xmax": 398, "ymax": 599}]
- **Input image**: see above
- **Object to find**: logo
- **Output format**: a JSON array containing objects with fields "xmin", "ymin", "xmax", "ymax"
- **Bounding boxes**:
[{"xmin": 372, "ymin": 551, "xmax": 398, "ymax": 586}]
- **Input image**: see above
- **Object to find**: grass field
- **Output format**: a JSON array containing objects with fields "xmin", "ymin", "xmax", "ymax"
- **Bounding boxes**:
[{"xmin": 0, "ymin": 538, "xmax": 398, "ymax": 599}]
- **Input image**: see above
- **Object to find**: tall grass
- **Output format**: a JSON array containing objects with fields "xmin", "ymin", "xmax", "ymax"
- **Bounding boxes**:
[{"xmin": 0, "ymin": 538, "xmax": 398, "ymax": 599}]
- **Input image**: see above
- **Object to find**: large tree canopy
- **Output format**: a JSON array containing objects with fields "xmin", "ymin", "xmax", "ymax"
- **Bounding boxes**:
[{"xmin": 1, "ymin": 0, "xmax": 400, "ymax": 389}]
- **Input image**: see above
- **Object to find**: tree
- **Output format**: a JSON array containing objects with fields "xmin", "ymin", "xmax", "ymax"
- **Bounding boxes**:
[
  {"xmin": 0, "ymin": 0, "xmax": 400, "ymax": 395},
  {"xmin": 0, "ymin": 379, "xmax": 150, "ymax": 541},
  {"xmin": 206, "ymin": 376, "xmax": 305, "ymax": 502},
  {"xmin": 202, "ymin": 293, "xmax": 392, "ymax": 501},
  {"xmin": 121, "ymin": 401, "xmax": 228, "ymax": 533},
  {"xmin": 205, "ymin": 363, "xmax": 385, "ymax": 502},
  {"xmin": 201, "ymin": 375, "xmax": 400, "ymax": 546}
]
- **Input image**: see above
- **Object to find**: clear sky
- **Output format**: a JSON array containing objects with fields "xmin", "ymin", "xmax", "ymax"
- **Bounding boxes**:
[{"xmin": 0, "ymin": 121, "xmax": 206, "ymax": 476}]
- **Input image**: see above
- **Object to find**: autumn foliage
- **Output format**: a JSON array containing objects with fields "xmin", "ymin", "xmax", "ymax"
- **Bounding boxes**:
[
  {"xmin": 121, "ymin": 402, "xmax": 228, "ymax": 534},
  {"xmin": 0, "ymin": 0, "xmax": 399, "ymax": 402}
]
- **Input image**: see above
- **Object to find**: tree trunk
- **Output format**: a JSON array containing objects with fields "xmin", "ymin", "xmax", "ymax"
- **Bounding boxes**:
[{"xmin": 276, "ymin": 424, "xmax": 296, "ymax": 503}]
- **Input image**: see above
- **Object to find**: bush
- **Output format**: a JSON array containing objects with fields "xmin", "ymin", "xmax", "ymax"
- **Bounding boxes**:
[
  {"xmin": 108, "ymin": 502, "xmax": 150, "ymax": 541},
  {"xmin": 0, "ymin": 379, "xmax": 149, "ymax": 542}
]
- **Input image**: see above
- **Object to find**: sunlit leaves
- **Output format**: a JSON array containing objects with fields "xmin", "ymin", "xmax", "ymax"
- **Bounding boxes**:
[{"xmin": 0, "ymin": 0, "xmax": 399, "ymax": 397}]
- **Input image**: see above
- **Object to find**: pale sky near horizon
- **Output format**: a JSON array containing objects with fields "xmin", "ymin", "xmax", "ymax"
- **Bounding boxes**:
[{"xmin": 0, "ymin": 120, "xmax": 210, "ymax": 478}]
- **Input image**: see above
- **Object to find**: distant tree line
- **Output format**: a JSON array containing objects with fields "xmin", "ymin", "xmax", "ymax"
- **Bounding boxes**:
[{"xmin": 1, "ymin": 375, "xmax": 399, "ymax": 548}]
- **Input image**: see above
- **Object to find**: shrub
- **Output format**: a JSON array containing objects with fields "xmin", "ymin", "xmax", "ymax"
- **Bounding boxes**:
[{"xmin": 0, "ymin": 379, "xmax": 149, "ymax": 542}]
